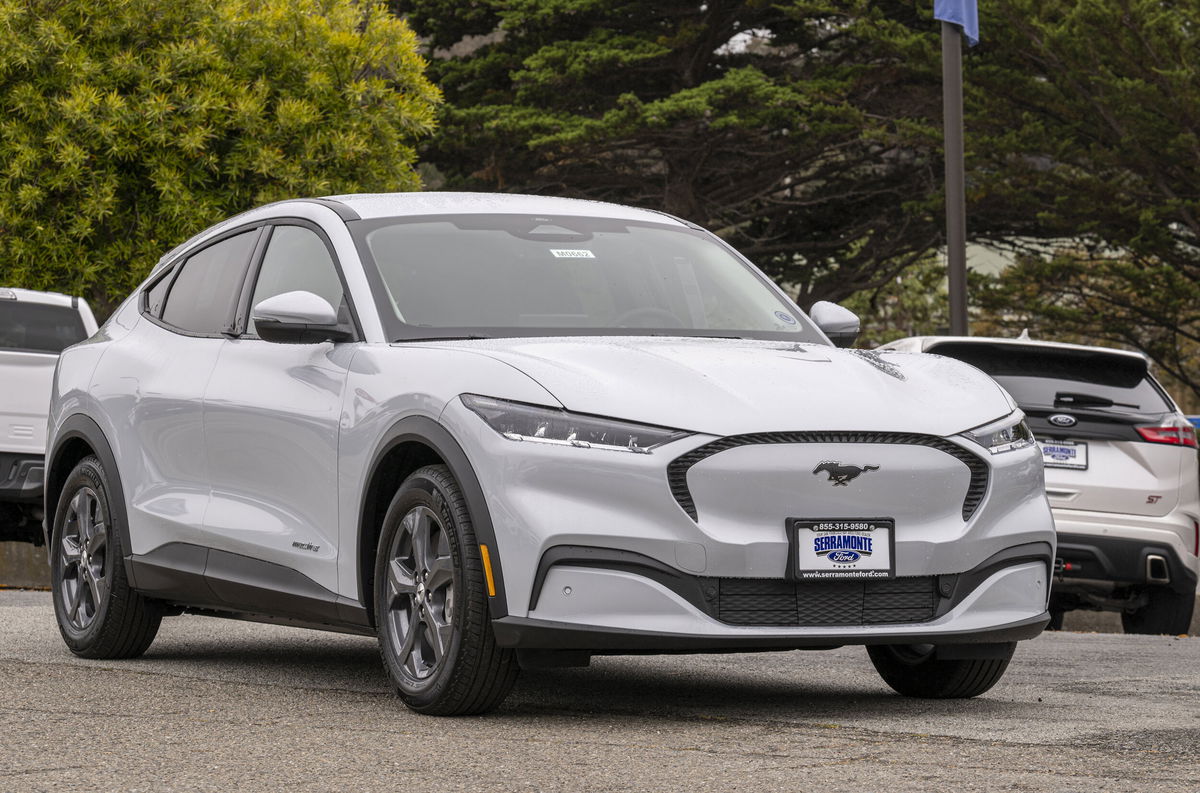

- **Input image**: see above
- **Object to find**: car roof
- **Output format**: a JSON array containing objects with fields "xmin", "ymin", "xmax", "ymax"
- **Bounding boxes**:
[
  {"xmin": 0, "ymin": 287, "xmax": 85, "ymax": 309},
  {"xmin": 154, "ymin": 192, "xmax": 691, "ymax": 272},
  {"xmin": 883, "ymin": 334, "xmax": 1151, "ymax": 364},
  {"xmin": 326, "ymin": 191, "xmax": 690, "ymax": 225}
]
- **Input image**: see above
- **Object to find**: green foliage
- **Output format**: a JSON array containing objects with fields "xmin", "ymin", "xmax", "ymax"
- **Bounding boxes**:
[
  {"xmin": 0, "ymin": 0, "xmax": 440, "ymax": 311},
  {"xmin": 395, "ymin": 0, "xmax": 952, "ymax": 308}
]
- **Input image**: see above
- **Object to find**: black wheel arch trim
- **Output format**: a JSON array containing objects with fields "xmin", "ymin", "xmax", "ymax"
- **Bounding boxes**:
[
  {"xmin": 45, "ymin": 414, "xmax": 135, "ymax": 582},
  {"xmin": 358, "ymin": 415, "xmax": 508, "ymax": 620}
]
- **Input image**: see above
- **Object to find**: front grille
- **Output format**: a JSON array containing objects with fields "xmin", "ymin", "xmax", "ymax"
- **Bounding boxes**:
[
  {"xmin": 667, "ymin": 431, "xmax": 989, "ymax": 522},
  {"xmin": 712, "ymin": 576, "xmax": 938, "ymax": 627}
]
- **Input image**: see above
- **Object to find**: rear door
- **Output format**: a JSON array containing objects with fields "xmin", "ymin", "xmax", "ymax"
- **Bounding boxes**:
[
  {"xmin": 201, "ymin": 221, "xmax": 358, "ymax": 596},
  {"xmin": 927, "ymin": 342, "xmax": 1188, "ymax": 517},
  {"xmin": 100, "ymin": 228, "xmax": 263, "ymax": 556}
]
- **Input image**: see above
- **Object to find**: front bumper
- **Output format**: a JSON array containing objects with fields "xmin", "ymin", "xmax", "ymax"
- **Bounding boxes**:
[
  {"xmin": 0, "ymin": 452, "xmax": 44, "ymax": 504},
  {"xmin": 441, "ymin": 398, "xmax": 1056, "ymax": 644},
  {"xmin": 496, "ymin": 544, "xmax": 1052, "ymax": 651}
]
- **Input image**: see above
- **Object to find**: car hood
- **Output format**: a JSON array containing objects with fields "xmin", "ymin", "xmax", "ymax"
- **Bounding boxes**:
[{"xmin": 426, "ymin": 337, "xmax": 1015, "ymax": 438}]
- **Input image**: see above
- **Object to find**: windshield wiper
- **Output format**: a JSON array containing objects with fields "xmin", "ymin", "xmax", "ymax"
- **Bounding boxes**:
[
  {"xmin": 1054, "ymin": 391, "xmax": 1139, "ymax": 410},
  {"xmin": 396, "ymin": 335, "xmax": 491, "ymax": 343}
]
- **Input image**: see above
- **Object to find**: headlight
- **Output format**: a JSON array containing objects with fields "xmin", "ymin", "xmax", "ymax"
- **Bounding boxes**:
[
  {"xmin": 964, "ymin": 412, "xmax": 1035, "ymax": 454},
  {"xmin": 461, "ymin": 394, "xmax": 690, "ymax": 454}
]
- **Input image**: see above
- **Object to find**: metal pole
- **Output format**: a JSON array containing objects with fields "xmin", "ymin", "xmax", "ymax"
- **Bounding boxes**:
[{"xmin": 941, "ymin": 21, "xmax": 969, "ymax": 336}]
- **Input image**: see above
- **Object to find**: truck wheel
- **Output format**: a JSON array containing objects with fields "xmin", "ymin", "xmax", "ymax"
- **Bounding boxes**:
[
  {"xmin": 50, "ymin": 456, "xmax": 162, "ymax": 658},
  {"xmin": 374, "ymin": 465, "xmax": 518, "ymax": 715},
  {"xmin": 868, "ymin": 643, "xmax": 1013, "ymax": 698},
  {"xmin": 1121, "ymin": 586, "xmax": 1196, "ymax": 635}
]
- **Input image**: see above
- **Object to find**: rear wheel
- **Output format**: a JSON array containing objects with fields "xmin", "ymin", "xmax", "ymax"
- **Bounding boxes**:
[
  {"xmin": 374, "ymin": 465, "xmax": 518, "ymax": 715},
  {"xmin": 867, "ymin": 643, "xmax": 1013, "ymax": 698},
  {"xmin": 1121, "ymin": 586, "xmax": 1196, "ymax": 635},
  {"xmin": 50, "ymin": 456, "xmax": 162, "ymax": 658}
]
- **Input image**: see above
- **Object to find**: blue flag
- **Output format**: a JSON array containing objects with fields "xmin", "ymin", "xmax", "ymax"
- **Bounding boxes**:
[{"xmin": 934, "ymin": 0, "xmax": 979, "ymax": 46}]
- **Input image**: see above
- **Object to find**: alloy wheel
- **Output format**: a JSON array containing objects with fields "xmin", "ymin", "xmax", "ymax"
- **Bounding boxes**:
[
  {"xmin": 59, "ymin": 486, "xmax": 109, "ymax": 631},
  {"xmin": 383, "ymin": 505, "xmax": 456, "ymax": 682}
]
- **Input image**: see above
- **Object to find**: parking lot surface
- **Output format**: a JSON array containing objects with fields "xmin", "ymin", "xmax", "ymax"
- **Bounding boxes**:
[{"xmin": 1, "ymin": 589, "xmax": 1196, "ymax": 792}]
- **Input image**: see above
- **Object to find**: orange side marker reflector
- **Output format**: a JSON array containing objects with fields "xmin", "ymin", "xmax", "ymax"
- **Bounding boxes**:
[{"xmin": 479, "ymin": 544, "xmax": 497, "ymax": 597}]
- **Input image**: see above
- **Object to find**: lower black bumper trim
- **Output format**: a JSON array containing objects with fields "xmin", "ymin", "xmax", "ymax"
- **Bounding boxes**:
[{"xmin": 491, "ymin": 612, "xmax": 1050, "ymax": 652}]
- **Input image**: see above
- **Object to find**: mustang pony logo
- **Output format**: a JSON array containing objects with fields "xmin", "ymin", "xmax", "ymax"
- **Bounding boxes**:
[{"xmin": 812, "ymin": 461, "xmax": 879, "ymax": 486}]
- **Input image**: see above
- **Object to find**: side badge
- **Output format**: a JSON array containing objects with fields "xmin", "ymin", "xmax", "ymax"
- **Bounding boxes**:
[{"xmin": 1048, "ymin": 414, "xmax": 1077, "ymax": 427}]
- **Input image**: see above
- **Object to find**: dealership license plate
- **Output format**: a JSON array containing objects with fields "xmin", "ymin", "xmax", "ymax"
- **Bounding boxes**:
[
  {"xmin": 1039, "ymin": 439, "xmax": 1088, "ymax": 470},
  {"xmin": 788, "ymin": 518, "xmax": 895, "ymax": 580}
]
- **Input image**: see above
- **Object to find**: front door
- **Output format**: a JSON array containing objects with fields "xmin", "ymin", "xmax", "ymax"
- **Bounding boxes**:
[{"xmin": 202, "ymin": 222, "xmax": 359, "ymax": 596}]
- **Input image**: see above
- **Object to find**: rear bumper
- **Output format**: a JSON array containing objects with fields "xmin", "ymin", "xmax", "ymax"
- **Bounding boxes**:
[
  {"xmin": 1053, "ymin": 531, "xmax": 1198, "ymax": 596},
  {"xmin": 0, "ymin": 452, "xmax": 44, "ymax": 504}
]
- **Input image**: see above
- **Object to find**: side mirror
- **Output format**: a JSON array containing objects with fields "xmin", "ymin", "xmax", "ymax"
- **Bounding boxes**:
[
  {"xmin": 809, "ymin": 301, "xmax": 860, "ymax": 348},
  {"xmin": 251, "ymin": 291, "xmax": 353, "ymax": 344}
]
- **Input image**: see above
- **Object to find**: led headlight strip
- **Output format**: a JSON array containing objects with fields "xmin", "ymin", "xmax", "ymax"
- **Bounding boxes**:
[
  {"xmin": 964, "ymin": 411, "xmax": 1035, "ymax": 455},
  {"xmin": 461, "ymin": 394, "xmax": 690, "ymax": 454}
]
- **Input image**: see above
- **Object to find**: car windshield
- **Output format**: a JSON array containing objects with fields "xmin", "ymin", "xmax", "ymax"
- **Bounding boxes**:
[
  {"xmin": 353, "ymin": 214, "xmax": 824, "ymax": 343},
  {"xmin": 0, "ymin": 300, "xmax": 88, "ymax": 354},
  {"xmin": 929, "ymin": 342, "xmax": 1173, "ymax": 415}
]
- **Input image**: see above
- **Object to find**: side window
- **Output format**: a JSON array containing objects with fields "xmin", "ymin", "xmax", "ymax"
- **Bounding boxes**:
[
  {"xmin": 143, "ymin": 270, "xmax": 173, "ymax": 317},
  {"xmin": 161, "ymin": 230, "xmax": 259, "ymax": 335},
  {"xmin": 249, "ymin": 225, "xmax": 346, "ymax": 336}
]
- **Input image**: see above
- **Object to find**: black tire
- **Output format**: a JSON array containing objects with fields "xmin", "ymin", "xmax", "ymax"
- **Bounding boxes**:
[
  {"xmin": 50, "ymin": 456, "xmax": 162, "ymax": 659},
  {"xmin": 867, "ymin": 643, "xmax": 1013, "ymax": 698},
  {"xmin": 1121, "ymin": 586, "xmax": 1196, "ymax": 635},
  {"xmin": 374, "ymin": 464, "xmax": 518, "ymax": 715},
  {"xmin": 1047, "ymin": 609, "xmax": 1065, "ymax": 631}
]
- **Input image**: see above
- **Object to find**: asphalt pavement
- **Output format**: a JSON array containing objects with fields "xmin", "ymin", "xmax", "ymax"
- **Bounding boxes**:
[{"xmin": 1, "ymin": 589, "xmax": 1197, "ymax": 793}]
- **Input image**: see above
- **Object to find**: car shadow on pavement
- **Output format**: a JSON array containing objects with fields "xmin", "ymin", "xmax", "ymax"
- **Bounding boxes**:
[{"xmin": 499, "ymin": 654, "xmax": 1032, "ymax": 722}]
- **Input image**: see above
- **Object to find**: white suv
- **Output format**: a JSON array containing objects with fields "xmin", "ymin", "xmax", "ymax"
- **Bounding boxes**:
[
  {"xmin": 882, "ymin": 336, "xmax": 1199, "ymax": 634},
  {"xmin": 44, "ymin": 194, "xmax": 1056, "ymax": 713},
  {"xmin": 0, "ymin": 288, "xmax": 97, "ymax": 545}
]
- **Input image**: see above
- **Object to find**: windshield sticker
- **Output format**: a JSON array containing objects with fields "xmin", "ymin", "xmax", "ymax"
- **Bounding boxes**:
[
  {"xmin": 774, "ymin": 310, "xmax": 798, "ymax": 325},
  {"xmin": 550, "ymin": 249, "xmax": 595, "ymax": 259}
]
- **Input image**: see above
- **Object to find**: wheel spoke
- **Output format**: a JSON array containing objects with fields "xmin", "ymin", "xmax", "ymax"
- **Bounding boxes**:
[
  {"xmin": 397, "ymin": 608, "xmax": 422, "ymax": 675},
  {"xmin": 425, "ymin": 556, "xmax": 454, "ymax": 592},
  {"xmin": 77, "ymin": 492, "xmax": 94, "ymax": 541},
  {"xmin": 387, "ymin": 558, "xmax": 417, "ymax": 602},
  {"xmin": 86, "ymin": 522, "xmax": 107, "ymax": 557},
  {"xmin": 67, "ymin": 577, "xmax": 85, "ymax": 623},
  {"xmin": 410, "ymin": 513, "xmax": 431, "ymax": 572},
  {"xmin": 61, "ymin": 535, "xmax": 83, "ymax": 566},
  {"xmin": 86, "ymin": 567, "xmax": 105, "ymax": 608},
  {"xmin": 422, "ymin": 610, "xmax": 452, "ymax": 663}
]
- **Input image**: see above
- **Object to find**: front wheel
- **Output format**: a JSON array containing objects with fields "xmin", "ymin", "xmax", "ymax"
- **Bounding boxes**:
[
  {"xmin": 867, "ymin": 643, "xmax": 1013, "ymax": 698},
  {"xmin": 50, "ymin": 456, "xmax": 162, "ymax": 658},
  {"xmin": 374, "ymin": 465, "xmax": 518, "ymax": 715},
  {"xmin": 1121, "ymin": 586, "xmax": 1196, "ymax": 635}
]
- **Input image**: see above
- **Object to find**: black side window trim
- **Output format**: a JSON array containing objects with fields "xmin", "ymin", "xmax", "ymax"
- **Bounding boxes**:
[
  {"xmin": 233, "ymin": 217, "xmax": 363, "ymax": 342},
  {"xmin": 141, "ymin": 223, "xmax": 267, "ymax": 339}
]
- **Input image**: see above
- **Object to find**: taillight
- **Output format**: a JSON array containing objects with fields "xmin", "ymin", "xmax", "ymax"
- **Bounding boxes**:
[{"xmin": 1135, "ymin": 425, "xmax": 1198, "ymax": 447}]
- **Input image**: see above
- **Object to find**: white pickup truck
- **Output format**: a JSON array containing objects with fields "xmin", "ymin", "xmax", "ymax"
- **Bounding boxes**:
[{"xmin": 1, "ymin": 287, "xmax": 97, "ymax": 544}]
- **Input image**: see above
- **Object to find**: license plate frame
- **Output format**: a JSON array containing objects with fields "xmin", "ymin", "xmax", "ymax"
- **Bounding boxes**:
[
  {"xmin": 786, "ymin": 518, "xmax": 896, "ymax": 581},
  {"xmin": 1039, "ymin": 439, "xmax": 1089, "ymax": 470}
]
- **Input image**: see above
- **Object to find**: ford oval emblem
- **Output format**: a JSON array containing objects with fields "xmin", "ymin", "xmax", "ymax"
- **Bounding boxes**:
[
  {"xmin": 1048, "ymin": 414, "xmax": 1077, "ymax": 427},
  {"xmin": 828, "ymin": 550, "xmax": 861, "ymax": 563}
]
